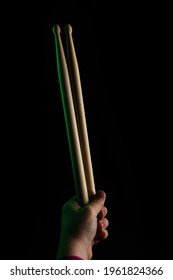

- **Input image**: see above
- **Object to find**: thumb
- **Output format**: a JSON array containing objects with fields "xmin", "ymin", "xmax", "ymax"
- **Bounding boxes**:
[{"xmin": 88, "ymin": 190, "xmax": 106, "ymax": 215}]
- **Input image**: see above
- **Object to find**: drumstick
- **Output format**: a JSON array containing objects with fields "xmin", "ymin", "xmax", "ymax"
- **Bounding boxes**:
[
  {"xmin": 53, "ymin": 24, "xmax": 89, "ymax": 206},
  {"xmin": 64, "ymin": 24, "xmax": 96, "ymax": 198}
]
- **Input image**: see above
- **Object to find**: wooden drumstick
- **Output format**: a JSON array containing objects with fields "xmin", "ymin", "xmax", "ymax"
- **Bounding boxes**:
[
  {"xmin": 53, "ymin": 24, "xmax": 89, "ymax": 206},
  {"xmin": 64, "ymin": 24, "xmax": 96, "ymax": 199}
]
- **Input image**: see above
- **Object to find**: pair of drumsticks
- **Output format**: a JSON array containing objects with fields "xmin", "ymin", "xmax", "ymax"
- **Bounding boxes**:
[{"xmin": 53, "ymin": 24, "xmax": 96, "ymax": 206}]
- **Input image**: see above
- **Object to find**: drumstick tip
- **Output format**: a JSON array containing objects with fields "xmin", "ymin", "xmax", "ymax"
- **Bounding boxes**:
[
  {"xmin": 52, "ymin": 24, "xmax": 61, "ymax": 35},
  {"xmin": 64, "ymin": 24, "xmax": 72, "ymax": 35}
]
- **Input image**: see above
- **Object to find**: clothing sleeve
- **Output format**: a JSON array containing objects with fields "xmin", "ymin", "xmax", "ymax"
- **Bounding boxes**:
[{"xmin": 59, "ymin": 255, "xmax": 84, "ymax": 260}]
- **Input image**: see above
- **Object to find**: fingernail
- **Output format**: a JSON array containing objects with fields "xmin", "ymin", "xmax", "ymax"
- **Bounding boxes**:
[{"xmin": 97, "ymin": 190, "xmax": 106, "ymax": 199}]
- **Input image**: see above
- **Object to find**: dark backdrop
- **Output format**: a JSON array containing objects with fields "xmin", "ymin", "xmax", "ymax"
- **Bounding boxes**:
[{"xmin": 1, "ymin": 2, "xmax": 172, "ymax": 260}]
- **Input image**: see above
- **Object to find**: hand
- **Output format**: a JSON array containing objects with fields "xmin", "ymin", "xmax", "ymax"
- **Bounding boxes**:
[{"xmin": 57, "ymin": 190, "xmax": 109, "ymax": 260}]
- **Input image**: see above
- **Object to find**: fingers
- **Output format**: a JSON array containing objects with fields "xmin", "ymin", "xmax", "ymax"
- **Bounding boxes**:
[
  {"xmin": 97, "ymin": 217, "xmax": 109, "ymax": 230},
  {"xmin": 87, "ymin": 190, "xmax": 106, "ymax": 216},
  {"xmin": 98, "ymin": 229, "xmax": 109, "ymax": 240},
  {"xmin": 62, "ymin": 195, "xmax": 81, "ymax": 213},
  {"xmin": 94, "ymin": 228, "xmax": 109, "ymax": 245},
  {"xmin": 97, "ymin": 206, "xmax": 108, "ymax": 220},
  {"xmin": 94, "ymin": 215, "xmax": 109, "ymax": 245}
]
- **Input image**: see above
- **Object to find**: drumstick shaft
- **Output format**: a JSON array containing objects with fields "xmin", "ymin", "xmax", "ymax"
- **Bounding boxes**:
[
  {"xmin": 64, "ymin": 24, "xmax": 96, "ymax": 199},
  {"xmin": 53, "ymin": 25, "xmax": 89, "ymax": 206}
]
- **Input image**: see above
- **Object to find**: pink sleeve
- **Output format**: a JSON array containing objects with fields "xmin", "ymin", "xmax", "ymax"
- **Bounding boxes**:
[{"xmin": 60, "ymin": 255, "xmax": 84, "ymax": 260}]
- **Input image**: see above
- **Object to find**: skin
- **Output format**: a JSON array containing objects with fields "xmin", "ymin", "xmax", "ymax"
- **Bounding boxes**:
[{"xmin": 57, "ymin": 190, "xmax": 109, "ymax": 260}]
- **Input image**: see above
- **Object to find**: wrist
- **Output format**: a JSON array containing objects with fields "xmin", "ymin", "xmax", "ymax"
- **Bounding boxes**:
[{"xmin": 57, "ymin": 237, "xmax": 92, "ymax": 260}]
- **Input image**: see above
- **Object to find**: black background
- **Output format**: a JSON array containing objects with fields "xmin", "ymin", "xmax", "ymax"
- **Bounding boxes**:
[{"xmin": 1, "ymin": 1, "xmax": 172, "ymax": 260}]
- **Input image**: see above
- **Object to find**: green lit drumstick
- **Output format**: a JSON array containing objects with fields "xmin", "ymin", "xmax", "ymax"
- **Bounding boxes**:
[{"xmin": 53, "ymin": 24, "xmax": 96, "ymax": 206}]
